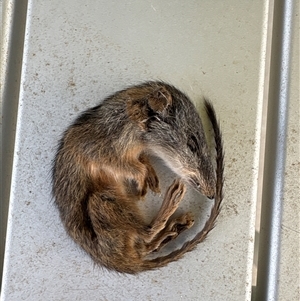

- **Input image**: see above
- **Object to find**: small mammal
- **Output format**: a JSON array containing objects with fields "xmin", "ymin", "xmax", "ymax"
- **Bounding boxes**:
[{"xmin": 52, "ymin": 81, "xmax": 224, "ymax": 273}]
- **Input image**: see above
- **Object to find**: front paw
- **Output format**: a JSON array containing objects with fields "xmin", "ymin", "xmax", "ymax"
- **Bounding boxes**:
[{"xmin": 146, "ymin": 170, "xmax": 160, "ymax": 194}]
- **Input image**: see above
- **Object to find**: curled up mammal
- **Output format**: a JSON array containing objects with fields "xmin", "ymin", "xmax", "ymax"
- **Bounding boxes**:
[{"xmin": 52, "ymin": 81, "xmax": 224, "ymax": 273}]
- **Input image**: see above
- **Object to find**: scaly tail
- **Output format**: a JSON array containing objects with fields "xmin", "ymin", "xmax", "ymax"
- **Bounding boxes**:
[{"xmin": 141, "ymin": 99, "xmax": 224, "ymax": 270}]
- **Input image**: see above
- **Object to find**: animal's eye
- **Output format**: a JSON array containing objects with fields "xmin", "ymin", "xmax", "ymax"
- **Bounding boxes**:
[
  {"xmin": 190, "ymin": 176, "xmax": 201, "ymax": 189},
  {"xmin": 187, "ymin": 135, "xmax": 199, "ymax": 153}
]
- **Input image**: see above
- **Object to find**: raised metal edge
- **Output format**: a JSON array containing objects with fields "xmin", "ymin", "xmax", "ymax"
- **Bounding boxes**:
[
  {"xmin": 252, "ymin": 0, "xmax": 295, "ymax": 300},
  {"xmin": 0, "ymin": 0, "xmax": 29, "ymax": 288}
]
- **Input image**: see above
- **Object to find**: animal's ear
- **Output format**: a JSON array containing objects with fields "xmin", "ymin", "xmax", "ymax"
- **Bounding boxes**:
[
  {"xmin": 147, "ymin": 87, "xmax": 172, "ymax": 114},
  {"xmin": 127, "ymin": 87, "xmax": 172, "ymax": 129}
]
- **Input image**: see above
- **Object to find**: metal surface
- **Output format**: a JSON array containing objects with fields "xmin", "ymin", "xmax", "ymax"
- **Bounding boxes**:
[
  {"xmin": 1, "ymin": 0, "xmax": 28, "ymax": 287},
  {"xmin": 254, "ymin": 0, "xmax": 295, "ymax": 300},
  {"xmin": 0, "ymin": 0, "xmax": 298, "ymax": 300}
]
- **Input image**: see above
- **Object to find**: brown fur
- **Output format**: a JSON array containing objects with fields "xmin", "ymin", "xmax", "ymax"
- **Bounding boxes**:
[{"xmin": 52, "ymin": 81, "xmax": 224, "ymax": 273}]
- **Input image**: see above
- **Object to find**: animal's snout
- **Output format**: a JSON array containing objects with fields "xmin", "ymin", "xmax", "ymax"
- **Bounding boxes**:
[{"xmin": 207, "ymin": 194, "xmax": 215, "ymax": 200}]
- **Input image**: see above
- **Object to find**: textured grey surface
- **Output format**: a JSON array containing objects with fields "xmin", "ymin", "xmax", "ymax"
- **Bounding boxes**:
[{"xmin": 1, "ymin": 1, "xmax": 298, "ymax": 300}]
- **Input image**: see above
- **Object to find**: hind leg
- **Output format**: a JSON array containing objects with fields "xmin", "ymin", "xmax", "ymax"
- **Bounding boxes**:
[
  {"xmin": 145, "ymin": 212, "xmax": 195, "ymax": 253},
  {"xmin": 143, "ymin": 179, "xmax": 186, "ymax": 244}
]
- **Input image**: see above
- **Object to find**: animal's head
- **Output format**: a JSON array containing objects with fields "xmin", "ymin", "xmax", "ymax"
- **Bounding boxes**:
[{"xmin": 127, "ymin": 82, "xmax": 216, "ymax": 199}]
